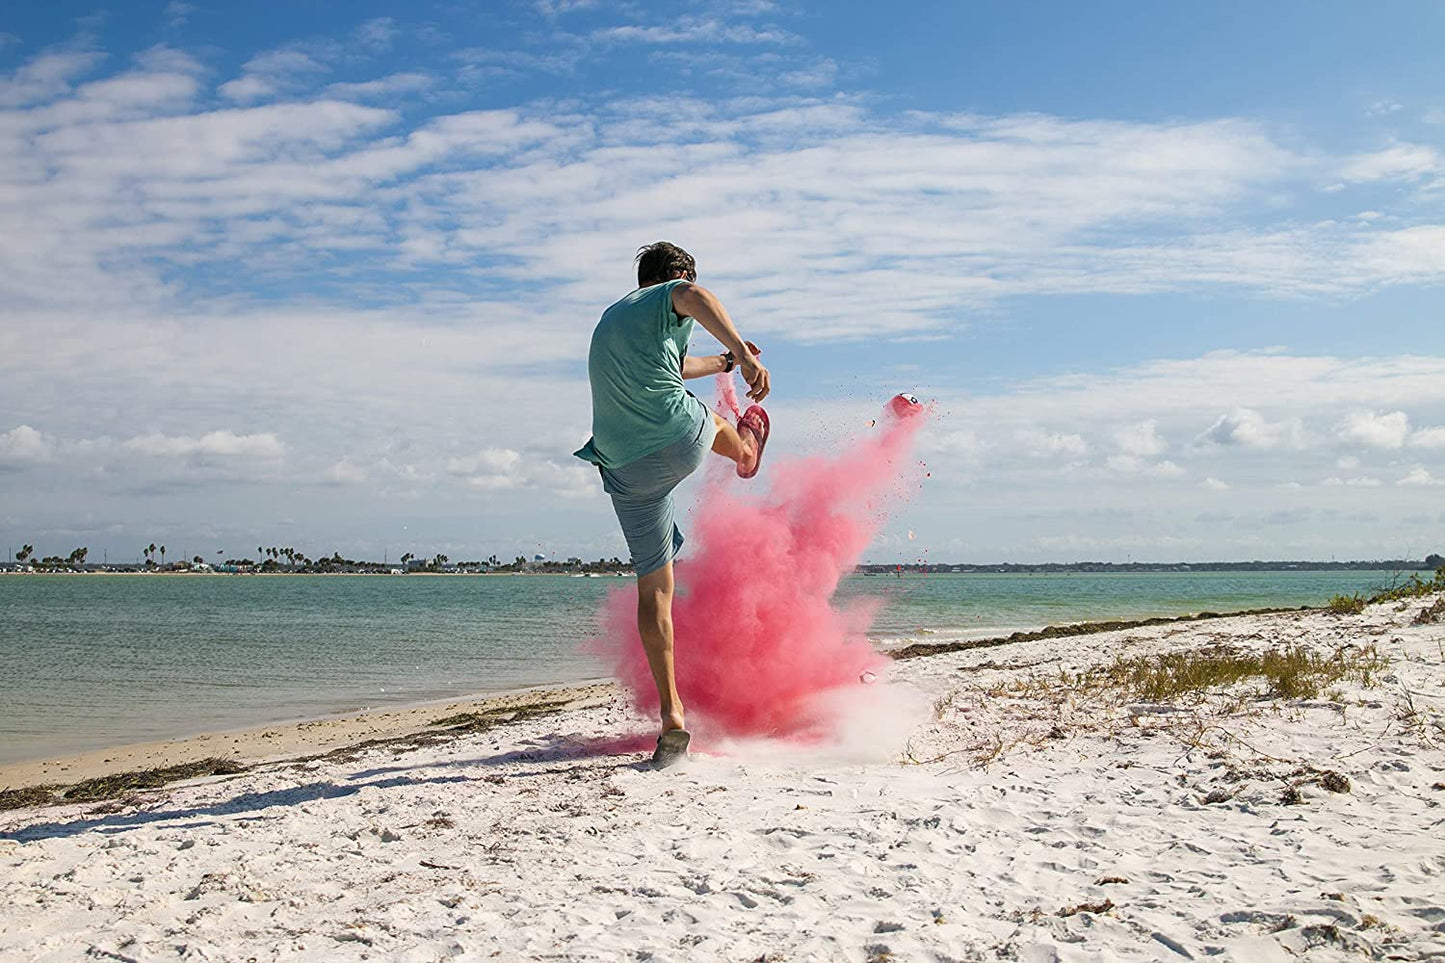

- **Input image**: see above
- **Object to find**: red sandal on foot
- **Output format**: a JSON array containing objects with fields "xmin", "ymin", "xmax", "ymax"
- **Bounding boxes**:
[{"xmin": 737, "ymin": 405, "xmax": 769, "ymax": 479}]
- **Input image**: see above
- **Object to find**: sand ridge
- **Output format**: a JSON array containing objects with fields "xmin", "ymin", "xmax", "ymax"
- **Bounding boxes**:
[{"xmin": 2, "ymin": 602, "xmax": 1443, "ymax": 960}]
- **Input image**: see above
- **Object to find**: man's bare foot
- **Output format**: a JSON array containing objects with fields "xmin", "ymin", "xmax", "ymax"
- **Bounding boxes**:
[
  {"xmin": 736, "ymin": 406, "xmax": 769, "ymax": 479},
  {"xmin": 736, "ymin": 433, "xmax": 758, "ymax": 475}
]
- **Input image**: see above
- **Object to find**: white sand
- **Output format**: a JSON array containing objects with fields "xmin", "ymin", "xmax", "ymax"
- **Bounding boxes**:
[{"xmin": 3, "ymin": 599, "xmax": 1443, "ymax": 961}]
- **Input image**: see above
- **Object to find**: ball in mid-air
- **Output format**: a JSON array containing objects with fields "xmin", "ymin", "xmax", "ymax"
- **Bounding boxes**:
[{"xmin": 888, "ymin": 392, "xmax": 923, "ymax": 419}]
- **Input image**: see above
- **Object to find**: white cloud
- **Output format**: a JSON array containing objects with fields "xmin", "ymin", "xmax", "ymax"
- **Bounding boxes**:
[
  {"xmin": 1114, "ymin": 419, "xmax": 1167, "ymax": 457},
  {"xmin": 324, "ymin": 458, "xmax": 367, "ymax": 484},
  {"xmin": 1202, "ymin": 477, "xmax": 1229, "ymax": 491},
  {"xmin": 122, "ymin": 430, "xmax": 286, "ymax": 459},
  {"xmin": 0, "ymin": 425, "xmax": 54, "ymax": 465},
  {"xmin": 1105, "ymin": 455, "xmax": 1184, "ymax": 477},
  {"xmin": 1398, "ymin": 465, "xmax": 1441, "ymax": 487},
  {"xmin": 164, "ymin": 1, "xmax": 193, "ymax": 28},
  {"xmin": 1409, "ymin": 426, "xmax": 1445, "ymax": 449},
  {"xmin": 220, "ymin": 49, "xmax": 329, "ymax": 103},
  {"xmin": 447, "ymin": 448, "xmax": 594, "ymax": 498},
  {"xmin": 0, "ymin": 51, "xmax": 104, "ymax": 107},
  {"xmin": 1338, "ymin": 143, "xmax": 1441, "ymax": 183},
  {"xmin": 1337, "ymin": 410, "xmax": 1410, "ymax": 449},
  {"xmin": 324, "ymin": 72, "xmax": 432, "ymax": 101},
  {"xmin": 1322, "ymin": 476, "xmax": 1383, "ymax": 487},
  {"xmin": 1199, "ymin": 408, "xmax": 1306, "ymax": 450},
  {"xmin": 1014, "ymin": 428, "xmax": 1088, "ymax": 459},
  {"xmin": 1336, "ymin": 455, "xmax": 1360, "ymax": 469},
  {"xmin": 355, "ymin": 18, "xmax": 397, "ymax": 51},
  {"xmin": 590, "ymin": 19, "xmax": 802, "ymax": 46},
  {"xmin": 534, "ymin": 0, "xmax": 600, "ymax": 16}
]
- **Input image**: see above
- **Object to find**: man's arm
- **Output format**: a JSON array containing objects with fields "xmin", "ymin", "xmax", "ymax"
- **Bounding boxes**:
[
  {"xmin": 672, "ymin": 283, "xmax": 771, "ymax": 402},
  {"xmin": 681, "ymin": 353, "xmax": 730, "ymax": 379},
  {"xmin": 681, "ymin": 339, "xmax": 761, "ymax": 380}
]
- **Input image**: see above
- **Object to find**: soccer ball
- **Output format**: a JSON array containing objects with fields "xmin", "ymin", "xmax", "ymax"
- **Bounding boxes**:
[{"xmin": 888, "ymin": 392, "xmax": 923, "ymax": 418}]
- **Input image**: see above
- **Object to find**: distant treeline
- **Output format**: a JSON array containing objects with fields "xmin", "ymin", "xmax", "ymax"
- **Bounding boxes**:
[{"xmin": 858, "ymin": 555, "xmax": 1445, "ymax": 575}]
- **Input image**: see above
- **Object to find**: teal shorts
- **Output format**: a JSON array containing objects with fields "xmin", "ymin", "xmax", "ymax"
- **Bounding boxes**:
[{"xmin": 600, "ymin": 410, "xmax": 717, "ymax": 577}]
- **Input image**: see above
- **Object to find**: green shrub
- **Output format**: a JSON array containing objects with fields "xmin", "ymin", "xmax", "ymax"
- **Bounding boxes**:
[
  {"xmin": 1368, "ymin": 566, "xmax": 1445, "ymax": 605},
  {"xmin": 1327, "ymin": 593, "xmax": 1367, "ymax": 615}
]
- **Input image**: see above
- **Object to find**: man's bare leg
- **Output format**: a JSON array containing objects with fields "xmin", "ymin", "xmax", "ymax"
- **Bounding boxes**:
[
  {"xmin": 710, "ymin": 412, "xmax": 757, "ymax": 473},
  {"xmin": 636, "ymin": 561, "xmax": 685, "ymax": 733}
]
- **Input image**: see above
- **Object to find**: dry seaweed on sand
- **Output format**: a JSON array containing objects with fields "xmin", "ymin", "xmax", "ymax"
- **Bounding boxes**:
[
  {"xmin": 888, "ymin": 607, "xmax": 1303, "ymax": 661},
  {"xmin": 0, "ymin": 758, "xmax": 250, "ymax": 811},
  {"xmin": 61, "ymin": 757, "xmax": 248, "ymax": 803},
  {"xmin": 0, "ymin": 784, "xmax": 67, "ymax": 811}
]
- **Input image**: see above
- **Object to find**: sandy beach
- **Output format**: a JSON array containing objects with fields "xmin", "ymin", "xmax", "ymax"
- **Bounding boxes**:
[{"xmin": 3, "ymin": 597, "xmax": 1443, "ymax": 961}]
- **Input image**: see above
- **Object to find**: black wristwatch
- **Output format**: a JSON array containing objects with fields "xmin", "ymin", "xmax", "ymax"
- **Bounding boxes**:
[{"xmin": 723, "ymin": 350, "xmax": 735, "ymax": 372}]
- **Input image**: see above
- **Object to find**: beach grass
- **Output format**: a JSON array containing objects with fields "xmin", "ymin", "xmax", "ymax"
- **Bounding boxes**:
[{"xmin": 1083, "ymin": 645, "xmax": 1388, "ymax": 703}]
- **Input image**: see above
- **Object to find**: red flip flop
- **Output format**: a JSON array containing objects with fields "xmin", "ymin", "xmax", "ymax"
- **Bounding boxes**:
[{"xmin": 737, "ymin": 405, "xmax": 769, "ymax": 479}]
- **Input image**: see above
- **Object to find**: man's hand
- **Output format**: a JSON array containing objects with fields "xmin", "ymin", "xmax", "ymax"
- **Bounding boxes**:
[{"xmin": 740, "ymin": 351, "xmax": 769, "ymax": 402}]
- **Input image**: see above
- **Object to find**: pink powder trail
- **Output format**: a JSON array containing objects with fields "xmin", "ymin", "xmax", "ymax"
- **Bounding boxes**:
[
  {"xmin": 590, "ymin": 388, "xmax": 930, "ymax": 742},
  {"xmin": 715, "ymin": 368, "xmax": 742, "ymax": 419}
]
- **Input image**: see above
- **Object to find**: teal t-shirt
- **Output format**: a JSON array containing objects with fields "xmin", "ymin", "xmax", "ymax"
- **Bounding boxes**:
[{"xmin": 574, "ymin": 279, "xmax": 708, "ymax": 469}]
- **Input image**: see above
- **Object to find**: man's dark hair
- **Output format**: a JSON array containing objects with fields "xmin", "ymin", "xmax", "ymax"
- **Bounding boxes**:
[{"xmin": 636, "ymin": 241, "xmax": 696, "ymax": 287}]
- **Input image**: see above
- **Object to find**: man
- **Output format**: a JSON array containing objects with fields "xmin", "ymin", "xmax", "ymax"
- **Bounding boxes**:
[{"xmin": 575, "ymin": 242, "xmax": 770, "ymax": 768}]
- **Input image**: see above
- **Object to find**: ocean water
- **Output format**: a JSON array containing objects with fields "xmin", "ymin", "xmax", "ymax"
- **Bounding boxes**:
[{"xmin": 0, "ymin": 570, "xmax": 1403, "ymax": 765}]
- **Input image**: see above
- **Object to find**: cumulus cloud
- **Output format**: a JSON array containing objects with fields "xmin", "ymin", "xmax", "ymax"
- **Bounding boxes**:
[
  {"xmin": 1199, "ymin": 408, "xmax": 1306, "ymax": 450},
  {"xmin": 1337, "ymin": 410, "xmax": 1410, "ymax": 449},
  {"xmin": 1409, "ymin": 426, "xmax": 1445, "ymax": 449},
  {"xmin": 1105, "ymin": 455, "xmax": 1185, "ymax": 477},
  {"xmin": 0, "ymin": 425, "xmax": 54, "ymax": 465},
  {"xmin": 447, "ymin": 448, "xmax": 594, "ymax": 498},
  {"xmin": 1322, "ymin": 476, "xmax": 1383, "ymax": 487},
  {"xmin": 1014, "ymin": 428, "xmax": 1089, "ymax": 459},
  {"xmin": 1114, "ymin": 419, "xmax": 1168, "ymax": 457},
  {"xmin": 324, "ymin": 458, "xmax": 367, "ymax": 484},
  {"xmin": 1398, "ymin": 465, "xmax": 1441, "ymax": 487},
  {"xmin": 122, "ymin": 430, "xmax": 286, "ymax": 459},
  {"xmin": 1202, "ymin": 477, "xmax": 1229, "ymax": 491}
]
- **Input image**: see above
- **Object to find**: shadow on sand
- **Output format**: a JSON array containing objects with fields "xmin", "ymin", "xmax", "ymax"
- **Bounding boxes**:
[{"xmin": 2, "ymin": 732, "xmax": 660, "ymax": 844}]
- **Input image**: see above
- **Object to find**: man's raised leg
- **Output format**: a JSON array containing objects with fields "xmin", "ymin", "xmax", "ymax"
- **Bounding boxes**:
[
  {"xmin": 636, "ymin": 560, "xmax": 685, "ymax": 733},
  {"xmin": 710, "ymin": 411, "xmax": 757, "ymax": 473}
]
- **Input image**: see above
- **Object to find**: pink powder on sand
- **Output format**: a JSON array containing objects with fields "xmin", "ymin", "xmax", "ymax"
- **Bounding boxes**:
[{"xmin": 590, "ymin": 389, "xmax": 930, "ymax": 740}]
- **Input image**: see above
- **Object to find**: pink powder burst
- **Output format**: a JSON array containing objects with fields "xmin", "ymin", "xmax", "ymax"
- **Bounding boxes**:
[
  {"xmin": 590, "ymin": 394, "xmax": 931, "ymax": 741},
  {"xmin": 715, "ymin": 368, "xmax": 743, "ymax": 419}
]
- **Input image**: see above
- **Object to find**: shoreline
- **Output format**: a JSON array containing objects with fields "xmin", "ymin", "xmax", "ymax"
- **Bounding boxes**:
[
  {"xmin": 0, "ymin": 603, "xmax": 1320, "ymax": 801},
  {"xmin": 0, "ymin": 680, "xmax": 616, "ymax": 796}
]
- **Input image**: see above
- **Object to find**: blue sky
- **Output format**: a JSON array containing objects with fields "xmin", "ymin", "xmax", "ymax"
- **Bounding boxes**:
[{"xmin": 2, "ymin": 0, "xmax": 1444, "ymax": 565}]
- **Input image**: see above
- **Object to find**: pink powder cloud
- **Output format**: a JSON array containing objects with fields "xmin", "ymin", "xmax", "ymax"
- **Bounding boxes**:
[{"xmin": 590, "ymin": 388, "xmax": 929, "ymax": 741}]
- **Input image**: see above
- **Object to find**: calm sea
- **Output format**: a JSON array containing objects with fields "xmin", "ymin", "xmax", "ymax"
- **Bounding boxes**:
[{"xmin": 0, "ymin": 570, "xmax": 1401, "ymax": 765}]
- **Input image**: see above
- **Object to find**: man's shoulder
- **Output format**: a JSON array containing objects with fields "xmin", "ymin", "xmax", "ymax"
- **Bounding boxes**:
[{"xmin": 602, "ymin": 282, "xmax": 679, "ymax": 319}]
